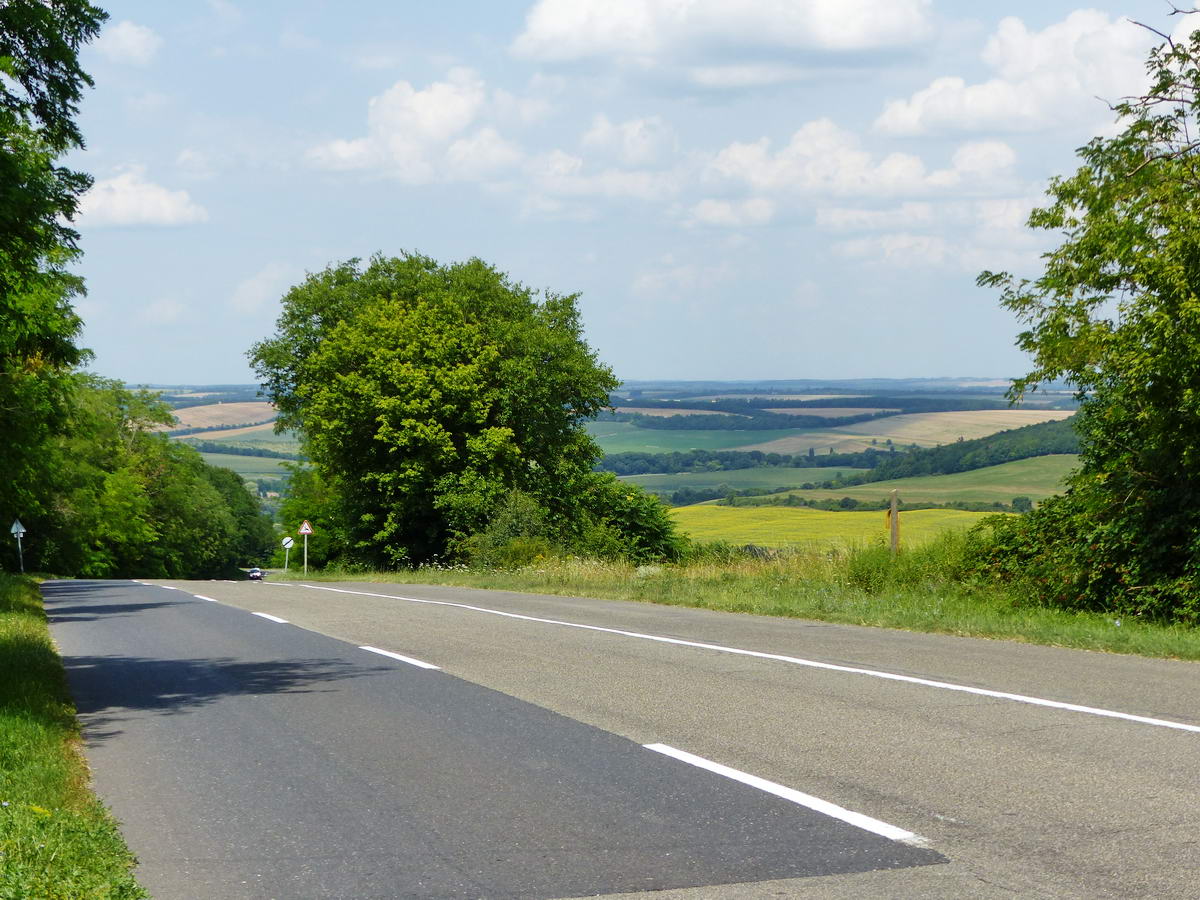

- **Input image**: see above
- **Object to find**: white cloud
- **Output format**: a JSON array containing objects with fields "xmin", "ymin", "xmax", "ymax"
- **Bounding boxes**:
[
  {"xmin": 632, "ymin": 255, "xmax": 733, "ymax": 300},
  {"xmin": 79, "ymin": 167, "xmax": 208, "ymax": 227},
  {"xmin": 816, "ymin": 202, "xmax": 934, "ymax": 232},
  {"xmin": 176, "ymin": 149, "xmax": 218, "ymax": 180},
  {"xmin": 582, "ymin": 114, "xmax": 676, "ymax": 166},
  {"xmin": 707, "ymin": 119, "xmax": 1017, "ymax": 198},
  {"xmin": 514, "ymin": 0, "xmax": 932, "ymax": 59},
  {"xmin": 512, "ymin": 0, "xmax": 931, "ymax": 85},
  {"xmin": 835, "ymin": 232, "xmax": 951, "ymax": 267},
  {"xmin": 141, "ymin": 298, "xmax": 187, "ymax": 325},
  {"xmin": 308, "ymin": 68, "xmax": 526, "ymax": 184},
  {"xmin": 446, "ymin": 127, "xmax": 525, "ymax": 178},
  {"xmin": 688, "ymin": 197, "xmax": 774, "ymax": 227},
  {"xmin": 94, "ymin": 21, "xmax": 162, "ymax": 66},
  {"xmin": 230, "ymin": 263, "xmax": 295, "ymax": 314},
  {"xmin": 875, "ymin": 11, "xmax": 1154, "ymax": 135},
  {"xmin": 280, "ymin": 29, "xmax": 320, "ymax": 51}
]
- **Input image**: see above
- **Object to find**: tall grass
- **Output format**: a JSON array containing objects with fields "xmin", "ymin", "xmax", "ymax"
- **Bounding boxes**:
[
  {"xmin": 0, "ymin": 574, "xmax": 146, "ymax": 898},
  {"xmin": 301, "ymin": 535, "xmax": 1200, "ymax": 661}
]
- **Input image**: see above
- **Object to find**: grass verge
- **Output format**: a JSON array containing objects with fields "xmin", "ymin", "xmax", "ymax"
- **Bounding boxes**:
[
  {"xmin": 283, "ymin": 537, "xmax": 1200, "ymax": 661},
  {"xmin": 0, "ymin": 574, "xmax": 146, "ymax": 899}
]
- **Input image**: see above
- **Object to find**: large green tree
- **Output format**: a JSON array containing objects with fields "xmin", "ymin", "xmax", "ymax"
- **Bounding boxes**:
[
  {"xmin": 250, "ymin": 253, "xmax": 631, "ymax": 565},
  {"xmin": 0, "ymin": 0, "xmax": 106, "ymax": 534},
  {"xmin": 976, "ymin": 18, "xmax": 1200, "ymax": 621}
]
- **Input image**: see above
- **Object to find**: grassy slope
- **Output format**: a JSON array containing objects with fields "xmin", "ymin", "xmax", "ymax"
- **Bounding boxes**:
[
  {"xmin": 620, "ymin": 466, "xmax": 869, "ymax": 494},
  {"xmin": 0, "ymin": 575, "xmax": 146, "ymax": 897},
  {"xmin": 771, "ymin": 455, "xmax": 1078, "ymax": 506},
  {"xmin": 197, "ymin": 451, "xmax": 290, "ymax": 480},
  {"xmin": 671, "ymin": 505, "xmax": 995, "ymax": 548}
]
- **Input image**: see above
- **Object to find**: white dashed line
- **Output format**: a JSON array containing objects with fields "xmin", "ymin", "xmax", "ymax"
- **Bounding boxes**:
[
  {"xmin": 193, "ymin": 595, "xmax": 218, "ymax": 602},
  {"xmin": 285, "ymin": 583, "xmax": 1200, "ymax": 735},
  {"xmin": 359, "ymin": 646, "xmax": 440, "ymax": 670},
  {"xmin": 252, "ymin": 612, "xmax": 288, "ymax": 624},
  {"xmin": 645, "ymin": 743, "xmax": 926, "ymax": 846}
]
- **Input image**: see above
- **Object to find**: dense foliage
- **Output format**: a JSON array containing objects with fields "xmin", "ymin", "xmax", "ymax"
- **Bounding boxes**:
[
  {"xmin": 0, "ymin": 0, "xmax": 106, "ymax": 542},
  {"xmin": 8, "ymin": 378, "xmax": 274, "ymax": 577},
  {"xmin": 251, "ymin": 254, "xmax": 683, "ymax": 567},
  {"xmin": 974, "ymin": 22, "xmax": 1200, "ymax": 622}
]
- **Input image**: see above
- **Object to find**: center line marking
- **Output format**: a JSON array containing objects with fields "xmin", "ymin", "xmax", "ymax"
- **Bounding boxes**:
[
  {"xmin": 252, "ymin": 612, "xmax": 288, "ymax": 624},
  {"xmin": 279, "ymin": 582, "xmax": 1200, "ymax": 735},
  {"xmin": 360, "ymin": 646, "xmax": 440, "ymax": 669},
  {"xmin": 645, "ymin": 743, "xmax": 926, "ymax": 846},
  {"xmin": 193, "ymin": 595, "xmax": 218, "ymax": 602}
]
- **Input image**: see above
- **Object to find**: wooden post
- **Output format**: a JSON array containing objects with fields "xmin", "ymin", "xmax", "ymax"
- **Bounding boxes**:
[{"xmin": 889, "ymin": 489, "xmax": 899, "ymax": 556}]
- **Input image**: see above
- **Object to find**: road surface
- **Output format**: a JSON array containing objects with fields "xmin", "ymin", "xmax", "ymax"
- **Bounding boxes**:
[{"xmin": 44, "ymin": 578, "xmax": 1200, "ymax": 898}]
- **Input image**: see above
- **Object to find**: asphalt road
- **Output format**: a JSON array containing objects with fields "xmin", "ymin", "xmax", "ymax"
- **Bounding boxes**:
[{"xmin": 44, "ymin": 578, "xmax": 1200, "ymax": 899}]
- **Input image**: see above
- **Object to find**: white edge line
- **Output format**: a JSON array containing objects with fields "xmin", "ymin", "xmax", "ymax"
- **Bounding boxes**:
[
  {"xmin": 193, "ymin": 595, "xmax": 218, "ymax": 602},
  {"xmin": 252, "ymin": 612, "xmax": 288, "ymax": 624},
  {"xmin": 159, "ymin": 585, "xmax": 178, "ymax": 591},
  {"xmin": 359, "ymin": 646, "xmax": 440, "ymax": 670},
  {"xmin": 285, "ymin": 583, "xmax": 1200, "ymax": 736},
  {"xmin": 645, "ymin": 743, "xmax": 927, "ymax": 846}
]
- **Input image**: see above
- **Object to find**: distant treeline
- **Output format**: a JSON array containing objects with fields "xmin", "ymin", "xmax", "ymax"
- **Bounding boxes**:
[
  {"xmin": 598, "ymin": 446, "xmax": 893, "ymax": 476},
  {"xmin": 604, "ymin": 394, "xmax": 1020, "ymax": 432},
  {"xmin": 603, "ymin": 409, "xmax": 888, "ymax": 430},
  {"xmin": 613, "ymin": 395, "xmax": 1012, "ymax": 414},
  {"xmin": 183, "ymin": 440, "xmax": 302, "ymax": 460}
]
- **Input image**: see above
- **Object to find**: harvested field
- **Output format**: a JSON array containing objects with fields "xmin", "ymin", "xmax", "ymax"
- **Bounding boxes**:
[
  {"xmin": 170, "ymin": 401, "xmax": 276, "ymax": 430},
  {"xmin": 180, "ymin": 421, "xmax": 279, "ymax": 440},
  {"xmin": 742, "ymin": 409, "xmax": 1074, "ymax": 455}
]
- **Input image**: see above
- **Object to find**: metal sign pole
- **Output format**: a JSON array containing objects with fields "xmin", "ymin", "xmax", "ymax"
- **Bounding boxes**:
[
  {"xmin": 284, "ymin": 546, "xmax": 290, "ymax": 570},
  {"xmin": 10, "ymin": 520, "xmax": 25, "ymax": 574},
  {"xmin": 303, "ymin": 534, "xmax": 308, "ymax": 575}
]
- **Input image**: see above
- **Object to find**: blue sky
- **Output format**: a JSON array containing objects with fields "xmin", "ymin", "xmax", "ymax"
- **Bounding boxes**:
[{"xmin": 67, "ymin": 0, "xmax": 1195, "ymax": 384}]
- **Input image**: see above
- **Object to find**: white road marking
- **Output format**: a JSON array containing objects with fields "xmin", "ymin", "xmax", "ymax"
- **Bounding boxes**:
[
  {"xmin": 645, "ymin": 743, "xmax": 926, "ymax": 846},
  {"xmin": 252, "ymin": 612, "xmax": 288, "ymax": 624},
  {"xmin": 193, "ymin": 595, "xmax": 218, "ymax": 602},
  {"xmin": 360, "ymin": 646, "xmax": 441, "ymax": 670},
  {"xmin": 159, "ymin": 585, "xmax": 178, "ymax": 591},
  {"xmin": 284, "ymin": 583, "xmax": 1200, "ymax": 735}
]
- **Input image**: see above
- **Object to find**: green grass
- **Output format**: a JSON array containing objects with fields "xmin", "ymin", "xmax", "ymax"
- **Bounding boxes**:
[
  {"xmin": 283, "ymin": 542, "xmax": 1200, "ymax": 661},
  {"xmin": 198, "ymin": 452, "xmax": 291, "ymax": 480},
  {"xmin": 586, "ymin": 421, "xmax": 815, "ymax": 454},
  {"xmin": 620, "ymin": 466, "xmax": 870, "ymax": 495},
  {"xmin": 670, "ymin": 505, "xmax": 996, "ymax": 548},
  {"xmin": 765, "ymin": 455, "xmax": 1078, "ymax": 507},
  {"xmin": 0, "ymin": 574, "xmax": 146, "ymax": 897}
]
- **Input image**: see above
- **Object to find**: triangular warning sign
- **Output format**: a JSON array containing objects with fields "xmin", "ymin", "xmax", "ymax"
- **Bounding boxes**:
[{"xmin": 298, "ymin": 520, "xmax": 314, "ymax": 535}]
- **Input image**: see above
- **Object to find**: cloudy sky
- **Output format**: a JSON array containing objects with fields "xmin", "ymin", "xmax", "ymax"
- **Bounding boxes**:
[{"xmin": 68, "ymin": 0, "xmax": 1196, "ymax": 385}]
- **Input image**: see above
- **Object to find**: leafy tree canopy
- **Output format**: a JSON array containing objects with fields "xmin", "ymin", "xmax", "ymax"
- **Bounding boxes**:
[
  {"xmin": 250, "ymin": 253, "xmax": 633, "ymax": 565},
  {"xmin": 975, "ymin": 17, "xmax": 1200, "ymax": 621}
]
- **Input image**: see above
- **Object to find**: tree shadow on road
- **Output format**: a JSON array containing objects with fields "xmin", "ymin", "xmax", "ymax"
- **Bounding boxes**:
[{"xmin": 63, "ymin": 653, "xmax": 391, "ymax": 744}]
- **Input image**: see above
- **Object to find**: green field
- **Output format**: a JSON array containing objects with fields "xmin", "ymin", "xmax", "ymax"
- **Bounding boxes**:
[
  {"xmin": 620, "ymin": 466, "xmax": 869, "ymax": 495},
  {"xmin": 586, "ymin": 421, "xmax": 813, "ymax": 454},
  {"xmin": 671, "ymin": 505, "xmax": 997, "ymax": 548},
  {"xmin": 198, "ymin": 452, "xmax": 291, "ymax": 480},
  {"xmin": 759, "ymin": 455, "xmax": 1077, "ymax": 507}
]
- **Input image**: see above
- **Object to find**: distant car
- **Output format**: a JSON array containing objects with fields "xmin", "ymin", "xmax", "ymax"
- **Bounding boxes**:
[{"xmin": 248, "ymin": 567, "xmax": 263, "ymax": 581}]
